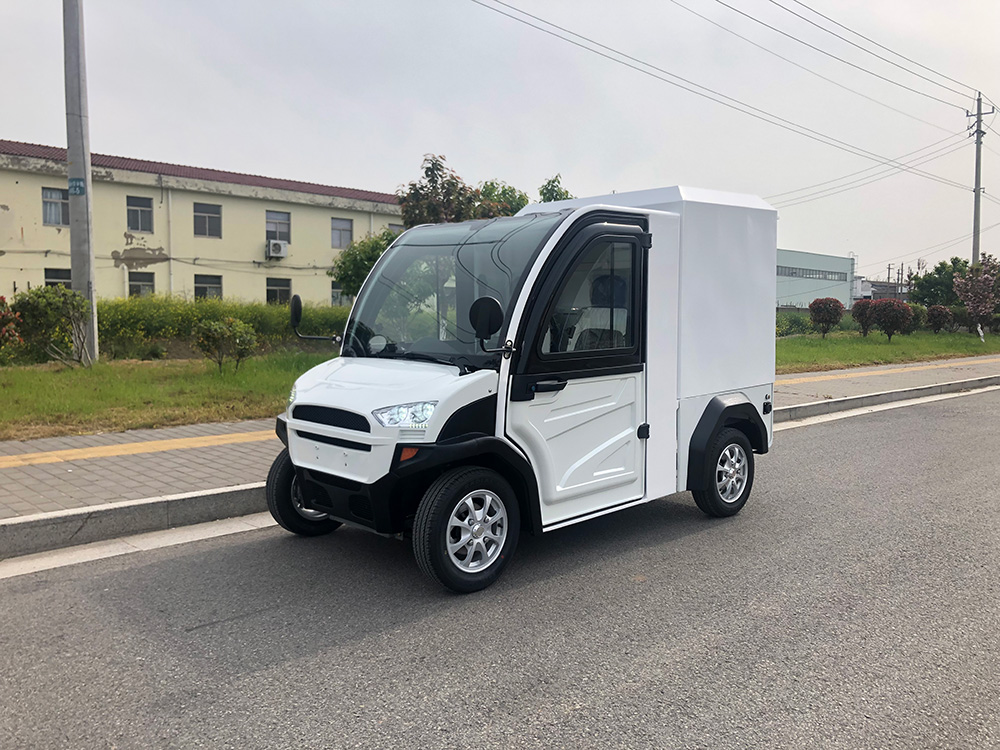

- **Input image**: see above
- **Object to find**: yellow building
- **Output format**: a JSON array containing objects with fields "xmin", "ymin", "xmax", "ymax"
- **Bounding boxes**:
[{"xmin": 0, "ymin": 140, "xmax": 402, "ymax": 305}]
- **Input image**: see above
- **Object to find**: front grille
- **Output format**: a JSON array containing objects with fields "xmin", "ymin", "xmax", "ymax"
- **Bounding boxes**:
[
  {"xmin": 292, "ymin": 405, "xmax": 370, "ymax": 433},
  {"xmin": 294, "ymin": 429, "xmax": 371, "ymax": 453}
]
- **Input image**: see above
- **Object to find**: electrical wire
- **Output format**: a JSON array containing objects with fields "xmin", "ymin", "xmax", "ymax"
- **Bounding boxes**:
[
  {"xmin": 665, "ymin": 0, "xmax": 953, "ymax": 134},
  {"xmin": 470, "ymin": 0, "xmax": 971, "ymax": 192},
  {"xmin": 707, "ymin": 0, "xmax": 967, "ymax": 110},
  {"xmin": 780, "ymin": 0, "xmax": 979, "ymax": 96},
  {"xmin": 766, "ymin": 131, "xmax": 966, "ymax": 200},
  {"xmin": 761, "ymin": 0, "xmax": 973, "ymax": 100},
  {"xmin": 774, "ymin": 139, "xmax": 972, "ymax": 208}
]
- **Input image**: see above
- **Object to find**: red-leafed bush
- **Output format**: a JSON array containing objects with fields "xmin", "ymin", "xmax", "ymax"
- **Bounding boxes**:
[
  {"xmin": 808, "ymin": 297, "xmax": 845, "ymax": 338},
  {"xmin": 0, "ymin": 295, "xmax": 23, "ymax": 347},
  {"xmin": 927, "ymin": 305, "xmax": 953, "ymax": 333},
  {"xmin": 851, "ymin": 299, "xmax": 876, "ymax": 337},
  {"xmin": 872, "ymin": 298, "xmax": 913, "ymax": 342}
]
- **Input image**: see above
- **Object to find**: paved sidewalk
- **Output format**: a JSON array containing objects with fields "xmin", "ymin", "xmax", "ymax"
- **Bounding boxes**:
[{"xmin": 1, "ymin": 354, "xmax": 998, "ymax": 524}]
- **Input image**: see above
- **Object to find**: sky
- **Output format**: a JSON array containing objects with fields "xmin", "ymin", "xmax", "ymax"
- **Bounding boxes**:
[{"xmin": 4, "ymin": 0, "xmax": 999, "ymax": 294}]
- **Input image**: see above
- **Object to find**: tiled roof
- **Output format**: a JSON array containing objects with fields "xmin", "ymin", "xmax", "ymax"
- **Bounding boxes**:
[{"xmin": 0, "ymin": 139, "xmax": 399, "ymax": 205}]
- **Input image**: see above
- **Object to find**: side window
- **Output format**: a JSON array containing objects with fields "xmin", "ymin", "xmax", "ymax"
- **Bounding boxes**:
[{"xmin": 540, "ymin": 240, "xmax": 635, "ymax": 355}]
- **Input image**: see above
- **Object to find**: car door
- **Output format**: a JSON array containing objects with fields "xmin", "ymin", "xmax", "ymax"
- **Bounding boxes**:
[{"xmin": 506, "ymin": 222, "xmax": 648, "ymax": 529}]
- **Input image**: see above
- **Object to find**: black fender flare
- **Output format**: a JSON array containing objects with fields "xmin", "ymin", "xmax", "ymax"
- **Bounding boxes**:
[
  {"xmin": 686, "ymin": 395, "xmax": 768, "ymax": 492},
  {"xmin": 392, "ymin": 435, "xmax": 543, "ymax": 536}
]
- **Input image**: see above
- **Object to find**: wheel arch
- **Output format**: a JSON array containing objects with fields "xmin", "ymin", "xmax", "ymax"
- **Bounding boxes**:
[{"xmin": 686, "ymin": 395, "xmax": 768, "ymax": 492}]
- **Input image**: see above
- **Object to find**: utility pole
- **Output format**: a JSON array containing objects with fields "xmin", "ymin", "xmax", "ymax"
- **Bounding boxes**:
[
  {"xmin": 968, "ymin": 92, "xmax": 995, "ymax": 267},
  {"xmin": 63, "ymin": 0, "xmax": 98, "ymax": 363},
  {"xmin": 887, "ymin": 264, "xmax": 893, "ymax": 299}
]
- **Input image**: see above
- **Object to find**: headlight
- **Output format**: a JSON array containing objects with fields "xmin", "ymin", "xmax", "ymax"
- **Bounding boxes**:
[
  {"xmin": 287, "ymin": 384, "xmax": 297, "ymax": 406},
  {"xmin": 372, "ymin": 401, "xmax": 437, "ymax": 428}
]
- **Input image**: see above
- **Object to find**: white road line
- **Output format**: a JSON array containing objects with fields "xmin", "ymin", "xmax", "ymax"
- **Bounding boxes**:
[
  {"xmin": 0, "ymin": 513, "xmax": 277, "ymax": 581},
  {"xmin": 775, "ymin": 385, "xmax": 1000, "ymax": 431}
]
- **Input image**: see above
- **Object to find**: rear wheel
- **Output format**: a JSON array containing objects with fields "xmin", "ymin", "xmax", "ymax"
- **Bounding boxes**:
[
  {"xmin": 692, "ymin": 427, "xmax": 754, "ymax": 518},
  {"xmin": 413, "ymin": 467, "xmax": 520, "ymax": 593},
  {"xmin": 266, "ymin": 448, "xmax": 342, "ymax": 536}
]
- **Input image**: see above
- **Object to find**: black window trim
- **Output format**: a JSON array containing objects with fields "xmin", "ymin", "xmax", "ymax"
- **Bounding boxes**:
[{"xmin": 513, "ymin": 216, "xmax": 649, "ymax": 382}]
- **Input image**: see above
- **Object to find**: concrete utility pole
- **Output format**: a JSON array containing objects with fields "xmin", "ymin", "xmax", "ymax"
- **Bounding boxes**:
[
  {"xmin": 63, "ymin": 0, "xmax": 98, "ymax": 363},
  {"xmin": 968, "ymin": 92, "xmax": 995, "ymax": 267}
]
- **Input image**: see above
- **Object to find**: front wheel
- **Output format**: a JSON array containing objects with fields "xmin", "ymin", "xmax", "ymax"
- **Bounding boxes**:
[
  {"xmin": 413, "ymin": 467, "xmax": 520, "ymax": 593},
  {"xmin": 266, "ymin": 448, "xmax": 342, "ymax": 536},
  {"xmin": 692, "ymin": 427, "xmax": 755, "ymax": 518}
]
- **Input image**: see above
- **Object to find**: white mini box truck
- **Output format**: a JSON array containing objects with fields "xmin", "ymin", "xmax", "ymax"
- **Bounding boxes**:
[{"xmin": 268, "ymin": 186, "xmax": 777, "ymax": 592}]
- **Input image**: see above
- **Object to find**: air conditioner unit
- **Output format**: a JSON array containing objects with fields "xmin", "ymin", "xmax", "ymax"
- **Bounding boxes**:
[{"xmin": 266, "ymin": 240, "xmax": 288, "ymax": 259}]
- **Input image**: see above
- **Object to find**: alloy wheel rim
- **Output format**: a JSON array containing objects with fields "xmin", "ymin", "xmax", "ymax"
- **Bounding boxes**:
[
  {"xmin": 447, "ymin": 489, "xmax": 508, "ymax": 573},
  {"xmin": 716, "ymin": 444, "xmax": 748, "ymax": 503}
]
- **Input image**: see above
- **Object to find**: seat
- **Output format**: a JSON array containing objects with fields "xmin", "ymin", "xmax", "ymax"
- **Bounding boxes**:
[{"xmin": 570, "ymin": 274, "xmax": 629, "ymax": 351}]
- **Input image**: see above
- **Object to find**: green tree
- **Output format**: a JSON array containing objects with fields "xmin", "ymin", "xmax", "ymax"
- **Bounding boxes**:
[
  {"xmin": 538, "ymin": 174, "xmax": 575, "ymax": 203},
  {"xmin": 329, "ymin": 227, "xmax": 402, "ymax": 297},
  {"xmin": 11, "ymin": 285, "xmax": 92, "ymax": 366},
  {"xmin": 909, "ymin": 257, "xmax": 969, "ymax": 307},
  {"xmin": 398, "ymin": 154, "xmax": 480, "ymax": 228},
  {"xmin": 478, "ymin": 179, "xmax": 530, "ymax": 217}
]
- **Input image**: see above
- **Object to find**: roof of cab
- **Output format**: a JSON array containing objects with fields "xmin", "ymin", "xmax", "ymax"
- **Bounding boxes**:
[{"xmin": 515, "ymin": 186, "xmax": 774, "ymax": 216}]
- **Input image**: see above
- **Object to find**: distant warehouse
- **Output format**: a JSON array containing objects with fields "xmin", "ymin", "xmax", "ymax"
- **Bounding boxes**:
[
  {"xmin": 0, "ymin": 140, "xmax": 402, "ymax": 305},
  {"xmin": 776, "ymin": 248, "xmax": 855, "ymax": 310}
]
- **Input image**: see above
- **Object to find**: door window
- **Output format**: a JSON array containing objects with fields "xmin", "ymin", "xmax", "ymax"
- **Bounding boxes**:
[{"xmin": 540, "ymin": 240, "xmax": 635, "ymax": 356}]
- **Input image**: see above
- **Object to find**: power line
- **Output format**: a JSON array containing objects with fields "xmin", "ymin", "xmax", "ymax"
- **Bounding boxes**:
[
  {"xmin": 471, "ymin": 0, "xmax": 971, "ymax": 192},
  {"xmin": 708, "ymin": 0, "xmax": 967, "ymax": 110},
  {"xmin": 780, "ymin": 0, "xmax": 979, "ymax": 96},
  {"xmin": 762, "ymin": 0, "xmax": 972, "ymax": 100},
  {"xmin": 774, "ymin": 139, "xmax": 972, "ymax": 208},
  {"xmin": 665, "ymin": 0, "xmax": 953, "ymax": 134},
  {"xmin": 766, "ymin": 131, "xmax": 965, "ymax": 200}
]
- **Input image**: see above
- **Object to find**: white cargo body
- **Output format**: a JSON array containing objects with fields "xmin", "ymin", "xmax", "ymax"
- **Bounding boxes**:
[{"xmin": 269, "ymin": 186, "xmax": 777, "ymax": 592}]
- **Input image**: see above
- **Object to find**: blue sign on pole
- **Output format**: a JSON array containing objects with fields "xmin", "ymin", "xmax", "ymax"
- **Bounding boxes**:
[{"xmin": 68, "ymin": 178, "xmax": 86, "ymax": 196}]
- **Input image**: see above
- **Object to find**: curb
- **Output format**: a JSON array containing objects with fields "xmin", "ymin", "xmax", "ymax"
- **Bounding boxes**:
[
  {"xmin": 773, "ymin": 375, "xmax": 1000, "ymax": 423},
  {"xmin": 4, "ymin": 376, "xmax": 999, "ymax": 561},
  {"xmin": 0, "ymin": 483, "xmax": 265, "ymax": 561}
]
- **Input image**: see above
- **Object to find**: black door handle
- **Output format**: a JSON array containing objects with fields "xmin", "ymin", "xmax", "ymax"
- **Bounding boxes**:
[{"xmin": 533, "ymin": 379, "xmax": 567, "ymax": 393}]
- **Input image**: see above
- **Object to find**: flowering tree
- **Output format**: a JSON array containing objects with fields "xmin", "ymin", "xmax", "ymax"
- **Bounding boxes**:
[
  {"xmin": 953, "ymin": 254, "xmax": 998, "ymax": 329},
  {"xmin": 808, "ymin": 297, "xmax": 845, "ymax": 338},
  {"xmin": 0, "ymin": 296, "xmax": 22, "ymax": 346}
]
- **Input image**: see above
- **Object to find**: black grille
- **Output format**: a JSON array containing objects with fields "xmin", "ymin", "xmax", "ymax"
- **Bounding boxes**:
[
  {"xmin": 292, "ymin": 405, "xmax": 370, "ymax": 433},
  {"xmin": 294, "ymin": 430, "xmax": 371, "ymax": 453}
]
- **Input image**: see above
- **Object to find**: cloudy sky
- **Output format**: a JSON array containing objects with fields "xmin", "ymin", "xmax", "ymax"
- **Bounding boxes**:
[{"xmin": 5, "ymin": 0, "xmax": 999, "ymax": 292}]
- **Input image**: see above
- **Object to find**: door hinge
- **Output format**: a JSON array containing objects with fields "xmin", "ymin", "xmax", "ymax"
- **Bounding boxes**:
[
  {"xmin": 637, "ymin": 423, "xmax": 650, "ymax": 439},
  {"xmin": 639, "ymin": 232, "xmax": 652, "ymax": 250}
]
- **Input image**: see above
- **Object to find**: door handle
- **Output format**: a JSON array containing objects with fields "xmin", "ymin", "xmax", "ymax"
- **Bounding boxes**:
[{"xmin": 533, "ymin": 379, "xmax": 567, "ymax": 393}]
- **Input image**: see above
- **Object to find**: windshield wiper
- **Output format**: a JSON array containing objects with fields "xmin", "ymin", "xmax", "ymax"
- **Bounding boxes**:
[{"xmin": 375, "ymin": 350, "xmax": 479, "ymax": 374}]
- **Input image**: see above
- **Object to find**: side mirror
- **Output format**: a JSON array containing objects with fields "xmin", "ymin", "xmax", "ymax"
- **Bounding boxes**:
[
  {"xmin": 290, "ymin": 294, "xmax": 303, "ymax": 330},
  {"xmin": 469, "ymin": 296, "xmax": 504, "ymax": 340}
]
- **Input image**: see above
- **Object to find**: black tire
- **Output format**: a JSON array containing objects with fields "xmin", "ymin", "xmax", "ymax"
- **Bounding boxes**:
[
  {"xmin": 692, "ymin": 427, "xmax": 755, "ymax": 518},
  {"xmin": 266, "ymin": 448, "xmax": 342, "ymax": 536},
  {"xmin": 413, "ymin": 467, "xmax": 520, "ymax": 593}
]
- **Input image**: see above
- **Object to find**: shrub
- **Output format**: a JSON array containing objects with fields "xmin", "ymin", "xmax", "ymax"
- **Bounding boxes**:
[
  {"xmin": 0, "ymin": 296, "xmax": 22, "ymax": 347},
  {"xmin": 775, "ymin": 310, "xmax": 812, "ymax": 337},
  {"xmin": 851, "ymin": 299, "xmax": 876, "ymax": 337},
  {"xmin": 11, "ymin": 285, "xmax": 92, "ymax": 365},
  {"xmin": 927, "ymin": 305, "xmax": 953, "ymax": 333},
  {"xmin": 194, "ymin": 317, "xmax": 258, "ymax": 372},
  {"xmin": 950, "ymin": 305, "xmax": 973, "ymax": 333},
  {"xmin": 871, "ymin": 298, "xmax": 913, "ymax": 342},
  {"xmin": 903, "ymin": 303, "xmax": 927, "ymax": 334},
  {"xmin": 808, "ymin": 297, "xmax": 845, "ymax": 338}
]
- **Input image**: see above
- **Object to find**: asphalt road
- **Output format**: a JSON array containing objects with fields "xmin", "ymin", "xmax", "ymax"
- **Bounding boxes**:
[{"xmin": 3, "ymin": 392, "xmax": 1000, "ymax": 749}]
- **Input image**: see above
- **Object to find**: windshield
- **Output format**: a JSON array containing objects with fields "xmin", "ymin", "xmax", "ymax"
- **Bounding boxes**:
[{"xmin": 342, "ymin": 211, "xmax": 568, "ymax": 369}]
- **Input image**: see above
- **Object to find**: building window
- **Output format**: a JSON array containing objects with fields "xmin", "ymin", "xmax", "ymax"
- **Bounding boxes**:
[
  {"xmin": 266, "ymin": 277, "xmax": 291, "ymax": 305},
  {"xmin": 128, "ymin": 272, "xmax": 155, "ymax": 297},
  {"xmin": 194, "ymin": 203, "xmax": 222, "ymax": 238},
  {"xmin": 777, "ymin": 265, "xmax": 848, "ymax": 282},
  {"xmin": 127, "ymin": 196, "xmax": 154, "ymax": 233},
  {"xmin": 194, "ymin": 274, "xmax": 222, "ymax": 299},
  {"xmin": 266, "ymin": 210, "xmax": 291, "ymax": 242},
  {"xmin": 331, "ymin": 280, "xmax": 353, "ymax": 307},
  {"xmin": 388, "ymin": 223, "xmax": 405, "ymax": 235},
  {"xmin": 44, "ymin": 268, "xmax": 72, "ymax": 288},
  {"xmin": 331, "ymin": 218, "xmax": 353, "ymax": 249},
  {"xmin": 42, "ymin": 188, "xmax": 70, "ymax": 226}
]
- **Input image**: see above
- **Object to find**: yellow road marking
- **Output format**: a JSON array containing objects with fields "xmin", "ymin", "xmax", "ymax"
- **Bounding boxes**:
[
  {"xmin": 777, "ymin": 357, "xmax": 1000, "ymax": 386},
  {"xmin": 0, "ymin": 431, "xmax": 276, "ymax": 469}
]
